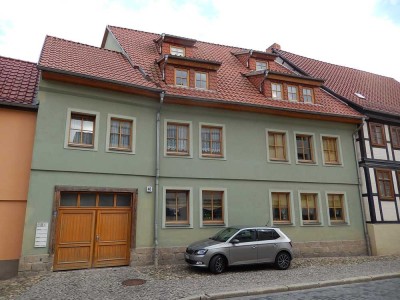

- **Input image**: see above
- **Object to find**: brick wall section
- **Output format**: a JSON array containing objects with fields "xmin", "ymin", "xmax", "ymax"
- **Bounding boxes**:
[
  {"xmin": 235, "ymin": 53, "xmax": 249, "ymax": 68},
  {"xmin": 247, "ymin": 76, "xmax": 264, "ymax": 94},
  {"xmin": 18, "ymin": 254, "xmax": 53, "ymax": 274}
]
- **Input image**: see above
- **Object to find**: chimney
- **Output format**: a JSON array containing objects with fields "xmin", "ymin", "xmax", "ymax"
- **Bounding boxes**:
[{"xmin": 266, "ymin": 43, "xmax": 281, "ymax": 53}]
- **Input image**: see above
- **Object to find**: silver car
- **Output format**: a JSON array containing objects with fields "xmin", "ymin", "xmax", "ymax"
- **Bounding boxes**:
[{"xmin": 185, "ymin": 226, "xmax": 293, "ymax": 273}]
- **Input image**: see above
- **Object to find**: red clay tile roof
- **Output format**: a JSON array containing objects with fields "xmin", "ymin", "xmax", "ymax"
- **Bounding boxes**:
[
  {"xmin": 107, "ymin": 26, "xmax": 362, "ymax": 119},
  {"xmin": 0, "ymin": 56, "xmax": 39, "ymax": 107},
  {"xmin": 276, "ymin": 49, "xmax": 400, "ymax": 116},
  {"xmin": 39, "ymin": 36, "xmax": 159, "ymax": 90}
]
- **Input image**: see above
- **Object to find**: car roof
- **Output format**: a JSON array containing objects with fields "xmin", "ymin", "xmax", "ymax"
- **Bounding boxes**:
[{"xmin": 231, "ymin": 225, "xmax": 280, "ymax": 230}]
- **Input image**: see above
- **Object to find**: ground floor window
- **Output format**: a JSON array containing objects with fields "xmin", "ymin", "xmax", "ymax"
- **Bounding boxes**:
[
  {"xmin": 300, "ymin": 193, "xmax": 319, "ymax": 224},
  {"xmin": 272, "ymin": 192, "xmax": 291, "ymax": 224},
  {"xmin": 327, "ymin": 193, "xmax": 345, "ymax": 223},
  {"xmin": 165, "ymin": 190, "xmax": 190, "ymax": 225},
  {"xmin": 60, "ymin": 191, "xmax": 132, "ymax": 207},
  {"xmin": 202, "ymin": 190, "xmax": 224, "ymax": 225}
]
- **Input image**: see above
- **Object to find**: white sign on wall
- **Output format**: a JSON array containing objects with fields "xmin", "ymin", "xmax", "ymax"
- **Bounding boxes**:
[{"xmin": 34, "ymin": 222, "xmax": 48, "ymax": 248}]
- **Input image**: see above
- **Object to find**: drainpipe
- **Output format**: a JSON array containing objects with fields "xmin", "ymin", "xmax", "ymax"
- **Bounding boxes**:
[
  {"xmin": 260, "ymin": 70, "xmax": 269, "ymax": 93},
  {"xmin": 247, "ymin": 50, "xmax": 253, "ymax": 68},
  {"xmin": 162, "ymin": 55, "xmax": 169, "ymax": 81},
  {"xmin": 154, "ymin": 91, "xmax": 165, "ymax": 268},
  {"xmin": 353, "ymin": 118, "xmax": 372, "ymax": 256}
]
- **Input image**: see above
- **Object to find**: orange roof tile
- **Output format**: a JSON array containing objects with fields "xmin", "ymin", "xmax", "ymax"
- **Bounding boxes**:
[
  {"xmin": 276, "ymin": 50, "xmax": 400, "ymax": 116},
  {"xmin": 0, "ymin": 56, "xmax": 39, "ymax": 107}
]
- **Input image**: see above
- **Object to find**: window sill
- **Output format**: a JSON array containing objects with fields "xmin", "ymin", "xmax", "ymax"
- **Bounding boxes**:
[
  {"xmin": 200, "ymin": 155, "xmax": 226, "ymax": 161},
  {"xmin": 107, "ymin": 147, "xmax": 135, "ymax": 155},
  {"xmin": 329, "ymin": 221, "xmax": 349, "ymax": 226},
  {"xmin": 268, "ymin": 159, "xmax": 291, "ymax": 165},
  {"xmin": 301, "ymin": 222, "xmax": 323, "ymax": 226},
  {"xmin": 65, "ymin": 144, "xmax": 97, "ymax": 151},
  {"xmin": 165, "ymin": 152, "xmax": 192, "ymax": 159},
  {"xmin": 296, "ymin": 160, "xmax": 317, "ymax": 166},
  {"xmin": 273, "ymin": 221, "xmax": 294, "ymax": 226},
  {"xmin": 370, "ymin": 143, "xmax": 386, "ymax": 148},
  {"xmin": 164, "ymin": 224, "xmax": 192, "ymax": 229},
  {"xmin": 323, "ymin": 162, "xmax": 343, "ymax": 167}
]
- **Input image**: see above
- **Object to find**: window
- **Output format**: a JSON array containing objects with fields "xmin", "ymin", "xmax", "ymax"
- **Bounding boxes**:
[
  {"xmin": 369, "ymin": 123, "xmax": 386, "ymax": 147},
  {"xmin": 301, "ymin": 193, "xmax": 319, "ymax": 224},
  {"xmin": 256, "ymin": 61, "xmax": 267, "ymax": 71},
  {"xmin": 376, "ymin": 169, "xmax": 394, "ymax": 200},
  {"xmin": 109, "ymin": 118, "xmax": 132, "ymax": 151},
  {"xmin": 234, "ymin": 229, "xmax": 256, "ymax": 243},
  {"xmin": 170, "ymin": 46, "xmax": 185, "ymax": 56},
  {"xmin": 327, "ymin": 194, "xmax": 345, "ymax": 223},
  {"xmin": 60, "ymin": 191, "xmax": 132, "ymax": 208},
  {"xmin": 271, "ymin": 83, "xmax": 282, "ymax": 100},
  {"xmin": 303, "ymin": 88, "xmax": 313, "ymax": 103},
  {"xmin": 272, "ymin": 192, "xmax": 291, "ymax": 223},
  {"xmin": 166, "ymin": 122, "xmax": 190, "ymax": 155},
  {"xmin": 322, "ymin": 136, "xmax": 340, "ymax": 165},
  {"xmin": 175, "ymin": 69, "xmax": 188, "ymax": 87},
  {"xmin": 288, "ymin": 86, "xmax": 298, "ymax": 101},
  {"xmin": 202, "ymin": 190, "xmax": 224, "ymax": 225},
  {"xmin": 201, "ymin": 125, "xmax": 223, "ymax": 157},
  {"xmin": 165, "ymin": 190, "xmax": 189, "ymax": 225},
  {"xmin": 296, "ymin": 134, "xmax": 314, "ymax": 163},
  {"xmin": 195, "ymin": 72, "xmax": 207, "ymax": 89},
  {"xmin": 390, "ymin": 126, "xmax": 400, "ymax": 149},
  {"xmin": 68, "ymin": 113, "xmax": 95, "ymax": 147},
  {"xmin": 268, "ymin": 131, "xmax": 287, "ymax": 161},
  {"xmin": 257, "ymin": 229, "xmax": 280, "ymax": 240}
]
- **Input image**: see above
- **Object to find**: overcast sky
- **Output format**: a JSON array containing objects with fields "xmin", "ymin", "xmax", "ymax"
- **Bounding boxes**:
[{"xmin": 1, "ymin": 0, "xmax": 399, "ymax": 81}]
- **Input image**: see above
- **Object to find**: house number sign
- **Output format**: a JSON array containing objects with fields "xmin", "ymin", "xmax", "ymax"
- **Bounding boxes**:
[{"xmin": 34, "ymin": 222, "xmax": 48, "ymax": 248}]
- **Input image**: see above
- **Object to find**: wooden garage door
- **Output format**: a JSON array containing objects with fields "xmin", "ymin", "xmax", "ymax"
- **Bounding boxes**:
[{"xmin": 53, "ymin": 191, "xmax": 134, "ymax": 271}]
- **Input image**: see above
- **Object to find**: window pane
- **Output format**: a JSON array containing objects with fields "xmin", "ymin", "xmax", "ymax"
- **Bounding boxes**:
[
  {"xmin": 99, "ymin": 193, "xmax": 114, "ymax": 207},
  {"xmin": 80, "ymin": 193, "xmax": 96, "ymax": 207},
  {"xmin": 258, "ymin": 229, "xmax": 278, "ymax": 241},
  {"xmin": 60, "ymin": 192, "xmax": 78, "ymax": 207},
  {"xmin": 166, "ymin": 192, "xmax": 176, "ymax": 221},
  {"xmin": 116, "ymin": 194, "xmax": 132, "ymax": 207}
]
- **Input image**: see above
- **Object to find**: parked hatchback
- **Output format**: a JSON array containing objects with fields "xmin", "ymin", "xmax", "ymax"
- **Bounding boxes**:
[{"xmin": 185, "ymin": 226, "xmax": 293, "ymax": 273}]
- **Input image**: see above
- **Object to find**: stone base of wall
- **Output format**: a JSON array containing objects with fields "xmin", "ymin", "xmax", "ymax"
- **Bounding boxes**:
[
  {"xmin": 18, "ymin": 240, "xmax": 367, "ymax": 273},
  {"xmin": 367, "ymin": 223, "xmax": 400, "ymax": 256},
  {"xmin": 0, "ymin": 259, "xmax": 19, "ymax": 280},
  {"xmin": 18, "ymin": 254, "xmax": 53, "ymax": 274}
]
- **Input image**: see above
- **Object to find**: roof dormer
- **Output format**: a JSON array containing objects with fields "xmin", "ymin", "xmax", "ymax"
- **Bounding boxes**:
[
  {"xmin": 233, "ymin": 50, "xmax": 278, "ymax": 71},
  {"xmin": 155, "ymin": 33, "xmax": 197, "ymax": 57}
]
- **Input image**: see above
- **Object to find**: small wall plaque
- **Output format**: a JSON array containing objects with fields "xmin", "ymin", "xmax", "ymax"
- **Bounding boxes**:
[{"xmin": 34, "ymin": 222, "xmax": 48, "ymax": 248}]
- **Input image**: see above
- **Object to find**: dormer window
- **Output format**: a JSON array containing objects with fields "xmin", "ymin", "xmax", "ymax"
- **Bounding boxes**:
[
  {"xmin": 256, "ymin": 61, "xmax": 267, "ymax": 71},
  {"xmin": 195, "ymin": 72, "xmax": 208, "ymax": 89},
  {"xmin": 303, "ymin": 88, "xmax": 313, "ymax": 103},
  {"xmin": 175, "ymin": 69, "xmax": 188, "ymax": 87},
  {"xmin": 271, "ymin": 83, "xmax": 282, "ymax": 100},
  {"xmin": 288, "ymin": 86, "xmax": 298, "ymax": 101},
  {"xmin": 170, "ymin": 46, "xmax": 185, "ymax": 57}
]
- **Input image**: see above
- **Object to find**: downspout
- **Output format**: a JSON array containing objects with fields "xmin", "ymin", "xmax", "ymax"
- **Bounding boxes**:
[
  {"xmin": 247, "ymin": 50, "xmax": 253, "ymax": 68},
  {"xmin": 154, "ymin": 91, "xmax": 165, "ymax": 268},
  {"xmin": 162, "ymin": 55, "xmax": 169, "ymax": 81},
  {"xmin": 260, "ymin": 70, "xmax": 269, "ymax": 93},
  {"xmin": 352, "ymin": 118, "xmax": 372, "ymax": 256}
]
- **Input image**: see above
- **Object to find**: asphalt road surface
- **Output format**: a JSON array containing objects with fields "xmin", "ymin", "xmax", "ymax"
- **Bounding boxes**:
[{"xmin": 234, "ymin": 278, "xmax": 400, "ymax": 300}]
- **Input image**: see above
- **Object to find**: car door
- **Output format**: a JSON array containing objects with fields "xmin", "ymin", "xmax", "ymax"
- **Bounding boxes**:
[
  {"xmin": 228, "ymin": 229, "xmax": 257, "ymax": 265},
  {"xmin": 256, "ymin": 229, "xmax": 280, "ymax": 263}
]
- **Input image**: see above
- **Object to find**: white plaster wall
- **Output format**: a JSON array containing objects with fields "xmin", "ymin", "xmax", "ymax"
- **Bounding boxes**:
[
  {"xmin": 369, "ymin": 168, "xmax": 377, "ymax": 193},
  {"xmin": 385, "ymin": 125, "xmax": 391, "ymax": 142},
  {"xmin": 365, "ymin": 141, "xmax": 372, "ymax": 159},
  {"xmin": 394, "ymin": 150, "xmax": 400, "ymax": 161},
  {"xmin": 363, "ymin": 123, "xmax": 369, "ymax": 139},
  {"xmin": 381, "ymin": 201, "xmax": 398, "ymax": 221},
  {"xmin": 373, "ymin": 196, "xmax": 381, "ymax": 221},
  {"xmin": 372, "ymin": 148, "xmax": 388, "ymax": 160},
  {"xmin": 388, "ymin": 144, "xmax": 393, "ymax": 160},
  {"xmin": 360, "ymin": 167, "xmax": 367, "ymax": 194}
]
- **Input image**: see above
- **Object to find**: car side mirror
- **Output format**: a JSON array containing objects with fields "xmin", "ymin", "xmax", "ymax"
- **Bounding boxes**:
[{"xmin": 231, "ymin": 239, "xmax": 239, "ymax": 244}]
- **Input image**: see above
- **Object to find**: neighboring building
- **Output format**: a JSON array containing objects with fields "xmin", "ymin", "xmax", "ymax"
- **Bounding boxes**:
[
  {"xmin": 273, "ymin": 45, "xmax": 400, "ymax": 255},
  {"xmin": 21, "ymin": 27, "xmax": 367, "ymax": 272},
  {"xmin": 0, "ymin": 56, "xmax": 39, "ymax": 279}
]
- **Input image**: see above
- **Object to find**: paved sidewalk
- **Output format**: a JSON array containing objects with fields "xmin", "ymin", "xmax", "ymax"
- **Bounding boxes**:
[{"xmin": 0, "ymin": 256, "xmax": 399, "ymax": 300}]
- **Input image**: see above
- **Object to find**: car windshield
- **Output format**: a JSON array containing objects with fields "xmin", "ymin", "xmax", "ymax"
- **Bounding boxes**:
[{"xmin": 210, "ymin": 227, "xmax": 239, "ymax": 242}]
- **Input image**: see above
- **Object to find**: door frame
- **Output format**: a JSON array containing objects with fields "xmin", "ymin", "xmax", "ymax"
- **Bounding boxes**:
[{"xmin": 50, "ymin": 186, "xmax": 138, "ymax": 267}]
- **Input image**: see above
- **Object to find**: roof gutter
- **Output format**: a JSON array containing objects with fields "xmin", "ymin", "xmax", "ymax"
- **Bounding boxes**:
[{"xmin": 0, "ymin": 101, "xmax": 38, "ymax": 111}]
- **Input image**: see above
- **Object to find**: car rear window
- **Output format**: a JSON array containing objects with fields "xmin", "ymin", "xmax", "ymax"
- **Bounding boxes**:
[{"xmin": 257, "ymin": 229, "xmax": 280, "ymax": 241}]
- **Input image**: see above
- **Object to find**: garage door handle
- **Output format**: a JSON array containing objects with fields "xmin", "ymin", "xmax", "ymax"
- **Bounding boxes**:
[{"xmin": 96, "ymin": 235, "xmax": 100, "ymax": 242}]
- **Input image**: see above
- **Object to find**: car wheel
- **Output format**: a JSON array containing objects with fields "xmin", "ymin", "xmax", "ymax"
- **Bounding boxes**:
[
  {"xmin": 209, "ymin": 255, "xmax": 226, "ymax": 274},
  {"xmin": 274, "ymin": 251, "xmax": 291, "ymax": 270}
]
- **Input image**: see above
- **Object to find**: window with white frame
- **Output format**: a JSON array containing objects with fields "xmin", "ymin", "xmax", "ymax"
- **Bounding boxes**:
[
  {"xmin": 170, "ymin": 46, "xmax": 185, "ymax": 56},
  {"xmin": 166, "ymin": 122, "xmax": 190, "ymax": 155},
  {"xmin": 326, "ymin": 193, "xmax": 348, "ymax": 224},
  {"xmin": 106, "ymin": 114, "xmax": 136, "ymax": 154},
  {"xmin": 303, "ymin": 88, "xmax": 313, "ymax": 103},
  {"xmin": 201, "ymin": 190, "xmax": 225, "ymax": 225},
  {"xmin": 165, "ymin": 189, "xmax": 190, "ymax": 225},
  {"xmin": 200, "ymin": 124, "xmax": 223, "ymax": 157},
  {"xmin": 300, "ymin": 193, "xmax": 319, "ymax": 224},
  {"xmin": 195, "ymin": 72, "xmax": 208, "ymax": 89},
  {"xmin": 288, "ymin": 86, "xmax": 298, "ymax": 101},
  {"xmin": 321, "ymin": 136, "xmax": 341, "ymax": 165},
  {"xmin": 256, "ymin": 61, "xmax": 267, "ymax": 71},
  {"xmin": 271, "ymin": 83, "xmax": 282, "ymax": 100},
  {"xmin": 295, "ymin": 134, "xmax": 315, "ymax": 163},
  {"xmin": 271, "ymin": 192, "xmax": 292, "ymax": 224}
]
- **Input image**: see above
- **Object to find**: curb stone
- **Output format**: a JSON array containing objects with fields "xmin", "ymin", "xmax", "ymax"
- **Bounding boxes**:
[{"xmin": 180, "ymin": 272, "xmax": 400, "ymax": 300}]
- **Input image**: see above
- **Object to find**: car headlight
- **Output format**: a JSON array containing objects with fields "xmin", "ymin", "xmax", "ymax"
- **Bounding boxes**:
[{"xmin": 194, "ymin": 249, "xmax": 208, "ymax": 255}]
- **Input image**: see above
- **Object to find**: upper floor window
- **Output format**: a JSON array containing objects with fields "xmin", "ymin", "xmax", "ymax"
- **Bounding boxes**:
[
  {"xmin": 390, "ymin": 126, "xmax": 400, "ymax": 149},
  {"xmin": 369, "ymin": 123, "xmax": 386, "ymax": 147},
  {"xmin": 271, "ymin": 83, "xmax": 282, "ymax": 100},
  {"xmin": 272, "ymin": 192, "xmax": 291, "ymax": 224},
  {"xmin": 165, "ymin": 190, "xmax": 189, "ymax": 225},
  {"xmin": 296, "ymin": 134, "xmax": 314, "ymax": 163},
  {"xmin": 166, "ymin": 122, "xmax": 190, "ymax": 155},
  {"xmin": 376, "ymin": 169, "xmax": 394, "ymax": 200},
  {"xmin": 322, "ymin": 136, "xmax": 340, "ymax": 165},
  {"xmin": 201, "ymin": 125, "xmax": 223, "ymax": 157},
  {"xmin": 303, "ymin": 88, "xmax": 313, "ymax": 103},
  {"xmin": 256, "ymin": 61, "xmax": 267, "ymax": 71},
  {"xmin": 175, "ymin": 69, "xmax": 188, "ymax": 87},
  {"xmin": 288, "ymin": 86, "xmax": 298, "ymax": 101},
  {"xmin": 195, "ymin": 72, "xmax": 208, "ymax": 89},
  {"xmin": 109, "ymin": 118, "xmax": 132, "ymax": 151},
  {"xmin": 69, "ymin": 113, "xmax": 95, "ymax": 147},
  {"xmin": 268, "ymin": 131, "xmax": 287, "ymax": 161},
  {"xmin": 202, "ymin": 190, "xmax": 224, "ymax": 225},
  {"xmin": 170, "ymin": 46, "xmax": 185, "ymax": 56},
  {"xmin": 327, "ymin": 194, "xmax": 345, "ymax": 223}
]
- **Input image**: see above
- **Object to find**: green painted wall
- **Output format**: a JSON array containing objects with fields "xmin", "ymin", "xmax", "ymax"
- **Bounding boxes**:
[{"xmin": 23, "ymin": 79, "xmax": 365, "ymax": 256}]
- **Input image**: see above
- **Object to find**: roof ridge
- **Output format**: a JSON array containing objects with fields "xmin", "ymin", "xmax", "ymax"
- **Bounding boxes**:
[
  {"xmin": 45, "ymin": 35, "xmax": 124, "ymax": 55},
  {"xmin": 278, "ymin": 49, "xmax": 396, "ymax": 81},
  {"xmin": 0, "ymin": 55, "xmax": 37, "ymax": 66}
]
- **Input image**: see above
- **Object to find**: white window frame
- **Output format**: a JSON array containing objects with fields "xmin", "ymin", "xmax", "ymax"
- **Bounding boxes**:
[
  {"xmin": 199, "ymin": 188, "xmax": 228, "ymax": 227},
  {"xmin": 320, "ymin": 134, "xmax": 344, "ymax": 167},
  {"xmin": 164, "ymin": 119, "xmax": 193, "ymax": 158},
  {"xmin": 64, "ymin": 108, "xmax": 100, "ymax": 151},
  {"xmin": 199, "ymin": 122, "xmax": 226, "ymax": 160},
  {"xmin": 303, "ymin": 88, "xmax": 314, "ymax": 103},
  {"xmin": 293, "ymin": 131, "xmax": 318, "ymax": 165},
  {"xmin": 269, "ymin": 190, "xmax": 295, "ymax": 226},
  {"xmin": 105, "ymin": 114, "xmax": 136, "ymax": 154},
  {"xmin": 271, "ymin": 83, "xmax": 283, "ymax": 100},
  {"xmin": 162, "ymin": 186, "xmax": 193, "ymax": 228},
  {"xmin": 288, "ymin": 85, "xmax": 298, "ymax": 102},
  {"xmin": 325, "ymin": 192, "xmax": 350, "ymax": 226},
  {"xmin": 298, "ymin": 191, "xmax": 324, "ymax": 226},
  {"xmin": 170, "ymin": 46, "xmax": 185, "ymax": 57},
  {"xmin": 195, "ymin": 72, "xmax": 208, "ymax": 90},
  {"xmin": 256, "ymin": 61, "xmax": 268, "ymax": 71},
  {"xmin": 266, "ymin": 129, "xmax": 291, "ymax": 164}
]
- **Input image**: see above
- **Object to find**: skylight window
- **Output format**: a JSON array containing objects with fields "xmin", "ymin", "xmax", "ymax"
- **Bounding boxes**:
[{"xmin": 354, "ymin": 92, "xmax": 366, "ymax": 99}]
